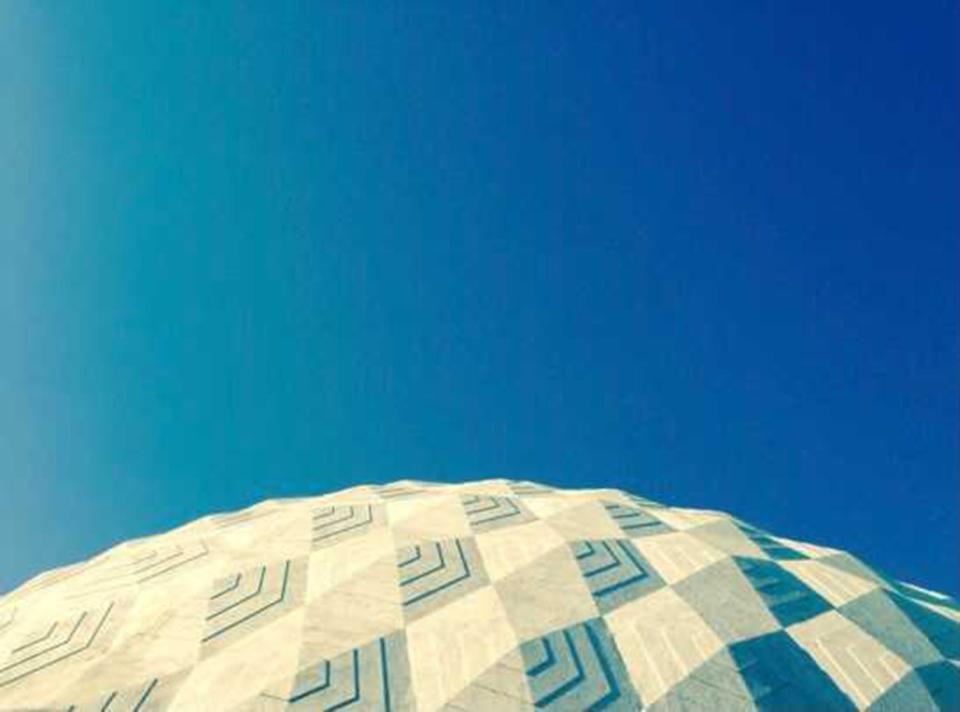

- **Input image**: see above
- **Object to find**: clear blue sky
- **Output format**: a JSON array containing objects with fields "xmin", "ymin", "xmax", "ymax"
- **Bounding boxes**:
[{"xmin": 1, "ymin": 2, "xmax": 957, "ymax": 595}]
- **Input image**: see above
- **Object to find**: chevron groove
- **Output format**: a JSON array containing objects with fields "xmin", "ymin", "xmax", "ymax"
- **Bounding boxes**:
[
  {"xmin": 509, "ymin": 481, "xmax": 553, "ymax": 496},
  {"xmin": 535, "ymin": 630, "xmax": 585, "ymax": 706},
  {"xmin": 77, "ymin": 542, "xmax": 210, "ymax": 596},
  {"xmin": 574, "ymin": 540, "xmax": 650, "ymax": 598},
  {"xmin": 10, "ymin": 621, "xmax": 58, "ymax": 654},
  {"xmin": 400, "ymin": 545, "xmax": 447, "ymax": 588},
  {"xmin": 735, "ymin": 523, "xmax": 806, "ymax": 560},
  {"xmin": 462, "ymin": 495, "xmax": 524, "ymax": 529},
  {"xmin": 207, "ymin": 567, "xmax": 267, "ymax": 621},
  {"xmin": 396, "ymin": 540, "xmax": 475, "ymax": 608},
  {"xmin": 2, "ymin": 615, "xmax": 87, "ymax": 673},
  {"xmin": 522, "ymin": 620, "xmax": 627, "ymax": 709},
  {"xmin": 133, "ymin": 542, "xmax": 210, "ymax": 583},
  {"xmin": 312, "ymin": 505, "xmax": 375, "ymax": 546},
  {"xmin": 202, "ymin": 561, "xmax": 291, "ymax": 643},
  {"xmin": 603, "ymin": 502, "xmax": 668, "ymax": 536},
  {"xmin": 0, "ymin": 603, "xmax": 114, "ymax": 688},
  {"xmin": 214, "ymin": 509, "xmax": 275, "ymax": 530},
  {"xmin": 132, "ymin": 678, "xmax": 158, "ymax": 711},
  {"xmin": 67, "ymin": 676, "xmax": 161, "ymax": 712},
  {"xmin": 734, "ymin": 557, "xmax": 830, "ymax": 626},
  {"xmin": 398, "ymin": 546, "xmax": 423, "ymax": 568},
  {"xmin": 376, "ymin": 486, "xmax": 422, "ymax": 499},
  {"xmin": 527, "ymin": 638, "xmax": 557, "ymax": 676},
  {"xmin": 1, "ymin": 479, "xmax": 953, "ymax": 710},
  {"xmin": 211, "ymin": 573, "xmax": 243, "ymax": 600},
  {"xmin": 280, "ymin": 636, "xmax": 398, "ymax": 710},
  {"xmin": 289, "ymin": 660, "xmax": 331, "ymax": 703}
]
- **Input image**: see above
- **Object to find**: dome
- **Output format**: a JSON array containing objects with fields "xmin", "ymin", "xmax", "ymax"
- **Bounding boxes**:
[{"xmin": 0, "ymin": 480, "xmax": 956, "ymax": 710}]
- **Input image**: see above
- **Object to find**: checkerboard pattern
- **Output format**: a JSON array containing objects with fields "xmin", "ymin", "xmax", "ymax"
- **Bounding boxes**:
[{"xmin": 0, "ymin": 480, "xmax": 956, "ymax": 710}]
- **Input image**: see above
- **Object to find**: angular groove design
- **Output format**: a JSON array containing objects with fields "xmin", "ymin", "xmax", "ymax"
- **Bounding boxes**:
[
  {"xmin": 574, "ymin": 539, "xmax": 658, "ymax": 601},
  {"xmin": 0, "ymin": 479, "xmax": 954, "ymax": 710},
  {"xmin": 78, "ymin": 541, "xmax": 210, "ymax": 595},
  {"xmin": 202, "ymin": 561, "xmax": 292, "ymax": 644},
  {"xmin": 734, "ymin": 557, "xmax": 831, "ymax": 627},
  {"xmin": 462, "ymin": 495, "xmax": 531, "ymax": 532},
  {"xmin": 0, "ymin": 602, "xmax": 114, "ymax": 688},
  {"xmin": 397, "ymin": 539, "xmax": 475, "ymax": 608},
  {"xmin": 520, "ymin": 619, "xmax": 636, "ymax": 709},
  {"xmin": 214, "ymin": 509, "xmax": 276, "ymax": 530},
  {"xmin": 735, "ymin": 522, "xmax": 807, "ymax": 561},
  {"xmin": 273, "ymin": 634, "xmax": 408, "ymax": 710},
  {"xmin": 603, "ymin": 501, "xmax": 671, "ymax": 538},
  {"xmin": 312, "ymin": 505, "xmax": 378, "ymax": 547}
]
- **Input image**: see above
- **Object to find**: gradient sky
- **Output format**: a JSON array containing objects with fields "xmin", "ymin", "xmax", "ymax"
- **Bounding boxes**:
[{"xmin": 1, "ymin": 2, "xmax": 957, "ymax": 595}]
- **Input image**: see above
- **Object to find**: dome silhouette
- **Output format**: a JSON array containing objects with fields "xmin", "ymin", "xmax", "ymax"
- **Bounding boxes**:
[{"xmin": 0, "ymin": 480, "xmax": 956, "ymax": 710}]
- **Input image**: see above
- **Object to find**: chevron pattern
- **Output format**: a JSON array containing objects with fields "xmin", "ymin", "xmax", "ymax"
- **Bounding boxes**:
[
  {"xmin": 573, "ymin": 539, "xmax": 663, "ymax": 612},
  {"xmin": 76, "ymin": 541, "xmax": 209, "ymax": 597},
  {"xmin": 521, "ymin": 618, "xmax": 636, "ymax": 709},
  {"xmin": 461, "ymin": 495, "xmax": 530, "ymax": 533},
  {"xmin": 202, "ymin": 560, "xmax": 293, "ymax": 644},
  {"xmin": 312, "ymin": 505, "xmax": 379, "ymax": 548},
  {"xmin": 508, "ymin": 481, "xmax": 554, "ymax": 496},
  {"xmin": 0, "ymin": 602, "xmax": 114, "ymax": 689},
  {"xmin": 395, "ymin": 539, "xmax": 487, "ymax": 619},
  {"xmin": 734, "ymin": 556, "xmax": 832, "ymax": 627},
  {"xmin": 213, "ymin": 508, "xmax": 276, "ymax": 530},
  {"xmin": 70, "ymin": 678, "xmax": 158, "ymax": 712},
  {"xmin": 271, "ymin": 634, "xmax": 410, "ymax": 709},
  {"xmin": 603, "ymin": 501, "xmax": 672, "ymax": 538},
  {"xmin": 0, "ymin": 479, "xmax": 955, "ymax": 710},
  {"xmin": 375, "ymin": 485, "xmax": 423, "ymax": 500},
  {"xmin": 735, "ymin": 521, "xmax": 808, "ymax": 561}
]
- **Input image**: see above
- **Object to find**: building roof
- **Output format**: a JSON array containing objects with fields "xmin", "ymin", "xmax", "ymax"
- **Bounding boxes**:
[{"xmin": 0, "ymin": 479, "xmax": 956, "ymax": 709}]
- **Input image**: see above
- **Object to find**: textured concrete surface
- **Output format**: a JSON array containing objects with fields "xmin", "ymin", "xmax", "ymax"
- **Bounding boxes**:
[{"xmin": 0, "ymin": 479, "xmax": 956, "ymax": 710}]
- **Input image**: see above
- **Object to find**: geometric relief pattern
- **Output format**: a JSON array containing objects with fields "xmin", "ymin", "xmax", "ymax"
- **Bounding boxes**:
[
  {"xmin": 65, "ymin": 672, "xmax": 190, "ymax": 712},
  {"xmin": 733, "ymin": 556, "xmax": 832, "ymax": 627},
  {"xmin": 603, "ymin": 501, "xmax": 672, "ymax": 538},
  {"xmin": 395, "ymin": 538, "xmax": 487, "ymax": 620},
  {"xmin": 68, "ymin": 679, "xmax": 158, "ymax": 712},
  {"xmin": 266, "ymin": 632, "xmax": 412, "ymax": 709},
  {"xmin": 0, "ymin": 479, "xmax": 955, "ymax": 710},
  {"xmin": 213, "ymin": 508, "xmax": 276, "ymax": 530},
  {"xmin": 312, "ymin": 505, "xmax": 382, "ymax": 548},
  {"xmin": 572, "ymin": 539, "xmax": 664, "ymax": 613},
  {"xmin": 129, "ymin": 542, "xmax": 210, "ymax": 585},
  {"xmin": 202, "ymin": 559, "xmax": 300, "ymax": 647},
  {"xmin": 734, "ymin": 521, "xmax": 808, "ymax": 561},
  {"xmin": 75, "ymin": 541, "xmax": 210, "ymax": 596},
  {"xmin": 0, "ymin": 602, "xmax": 114, "ymax": 689},
  {"xmin": 462, "ymin": 495, "xmax": 532, "ymax": 533},
  {"xmin": 375, "ymin": 485, "xmax": 423, "ymax": 500},
  {"xmin": 508, "ymin": 481, "xmax": 554, "ymax": 496},
  {"xmin": 519, "ymin": 618, "xmax": 638, "ymax": 709}
]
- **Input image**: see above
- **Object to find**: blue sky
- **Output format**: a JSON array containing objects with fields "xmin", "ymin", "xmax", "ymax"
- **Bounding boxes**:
[{"xmin": 1, "ymin": 1, "xmax": 957, "ymax": 595}]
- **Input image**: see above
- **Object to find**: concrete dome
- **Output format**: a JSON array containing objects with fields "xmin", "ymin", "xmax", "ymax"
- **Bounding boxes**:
[{"xmin": 0, "ymin": 480, "xmax": 956, "ymax": 710}]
